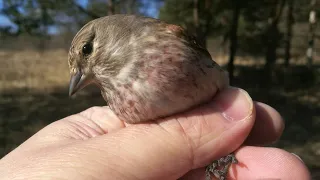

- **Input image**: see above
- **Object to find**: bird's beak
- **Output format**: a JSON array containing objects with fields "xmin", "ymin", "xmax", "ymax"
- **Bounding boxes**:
[{"xmin": 69, "ymin": 70, "xmax": 93, "ymax": 96}]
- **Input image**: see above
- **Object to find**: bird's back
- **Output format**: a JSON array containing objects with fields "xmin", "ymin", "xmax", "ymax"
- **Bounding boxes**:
[{"xmin": 94, "ymin": 15, "xmax": 229, "ymax": 123}]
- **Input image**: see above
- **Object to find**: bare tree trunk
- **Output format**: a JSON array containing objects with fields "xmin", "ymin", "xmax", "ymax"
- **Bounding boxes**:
[
  {"xmin": 193, "ymin": 0, "xmax": 203, "ymax": 45},
  {"xmin": 192, "ymin": 0, "xmax": 203, "ymax": 46},
  {"xmin": 108, "ymin": 0, "xmax": 115, "ymax": 15},
  {"xmin": 285, "ymin": 0, "xmax": 294, "ymax": 67},
  {"xmin": 264, "ymin": 0, "xmax": 286, "ymax": 80},
  {"xmin": 192, "ymin": 0, "xmax": 213, "ymax": 48},
  {"xmin": 72, "ymin": 0, "xmax": 100, "ymax": 19},
  {"xmin": 126, "ymin": 0, "xmax": 136, "ymax": 14},
  {"xmin": 193, "ymin": 0, "xmax": 199, "ymax": 28},
  {"xmin": 227, "ymin": 0, "xmax": 241, "ymax": 85},
  {"xmin": 265, "ymin": 25, "xmax": 279, "ymax": 68},
  {"xmin": 307, "ymin": 0, "xmax": 317, "ymax": 67},
  {"xmin": 202, "ymin": 0, "xmax": 213, "ymax": 48}
]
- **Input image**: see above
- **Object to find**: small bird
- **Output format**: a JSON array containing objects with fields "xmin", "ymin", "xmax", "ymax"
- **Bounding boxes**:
[{"xmin": 68, "ymin": 14, "xmax": 236, "ymax": 180}]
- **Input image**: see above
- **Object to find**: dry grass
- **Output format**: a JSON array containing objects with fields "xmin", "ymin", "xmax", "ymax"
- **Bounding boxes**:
[
  {"xmin": 0, "ymin": 49, "xmax": 70, "ymax": 92},
  {"xmin": 0, "ymin": 48, "xmax": 319, "ymax": 176}
]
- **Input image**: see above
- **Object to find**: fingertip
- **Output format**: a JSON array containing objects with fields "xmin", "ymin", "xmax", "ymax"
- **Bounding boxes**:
[
  {"xmin": 257, "ymin": 102, "xmax": 285, "ymax": 134},
  {"xmin": 213, "ymin": 87, "xmax": 254, "ymax": 122},
  {"xmin": 228, "ymin": 146, "xmax": 311, "ymax": 180},
  {"xmin": 157, "ymin": 87, "xmax": 256, "ymax": 169},
  {"xmin": 180, "ymin": 147, "xmax": 311, "ymax": 180},
  {"xmin": 245, "ymin": 102, "xmax": 285, "ymax": 145}
]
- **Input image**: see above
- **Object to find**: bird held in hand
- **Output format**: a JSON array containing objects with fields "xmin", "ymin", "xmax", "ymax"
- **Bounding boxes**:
[{"xmin": 68, "ymin": 14, "xmax": 236, "ymax": 180}]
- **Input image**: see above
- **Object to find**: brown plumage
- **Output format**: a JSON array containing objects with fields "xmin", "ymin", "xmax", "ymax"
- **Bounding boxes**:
[{"xmin": 68, "ymin": 14, "xmax": 235, "ymax": 180}]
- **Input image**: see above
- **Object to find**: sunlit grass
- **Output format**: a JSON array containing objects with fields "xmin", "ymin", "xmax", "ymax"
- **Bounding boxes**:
[{"xmin": 0, "ymin": 49, "xmax": 70, "ymax": 92}]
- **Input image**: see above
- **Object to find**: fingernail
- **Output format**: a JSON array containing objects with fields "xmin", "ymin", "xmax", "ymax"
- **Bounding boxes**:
[
  {"xmin": 291, "ymin": 153, "xmax": 305, "ymax": 164},
  {"xmin": 215, "ymin": 87, "xmax": 253, "ymax": 121}
]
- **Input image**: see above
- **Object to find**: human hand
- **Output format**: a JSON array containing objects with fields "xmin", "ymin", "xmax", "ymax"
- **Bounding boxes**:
[{"xmin": 0, "ymin": 87, "xmax": 311, "ymax": 180}]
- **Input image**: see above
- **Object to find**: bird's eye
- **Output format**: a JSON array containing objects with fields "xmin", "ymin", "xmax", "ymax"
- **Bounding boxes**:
[{"xmin": 82, "ymin": 43, "xmax": 93, "ymax": 55}]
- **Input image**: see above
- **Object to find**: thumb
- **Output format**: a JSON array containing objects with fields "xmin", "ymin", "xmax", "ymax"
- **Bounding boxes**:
[{"xmin": 65, "ymin": 87, "xmax": 255, "ymax": 179}]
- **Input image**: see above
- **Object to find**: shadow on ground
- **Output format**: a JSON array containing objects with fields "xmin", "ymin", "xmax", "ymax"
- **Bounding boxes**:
[
  {"xmin": 0, "ymin": 65, "xmax": 319, "ymax": 175},
  {"xmin": 232, "ymin": 65, "xmax": 320, "ymax": 174},
  {"xmin": 0, "ymin": 85, "xmax": 105, "ymax": 155}
]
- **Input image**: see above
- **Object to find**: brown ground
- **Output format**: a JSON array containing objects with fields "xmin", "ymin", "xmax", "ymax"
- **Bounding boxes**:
[{"xmin": 0, "ymin": 48, "xmax": 319, "ymax": 177}]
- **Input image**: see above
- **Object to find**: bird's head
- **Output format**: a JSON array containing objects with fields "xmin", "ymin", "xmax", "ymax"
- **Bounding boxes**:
[
  {"xmin": 67, "ymin": 16, "xmax": 136, "ymax": 96},
  {"xmin": 68, "ymin": 20, "xmax": 96, "ymax": 96}
]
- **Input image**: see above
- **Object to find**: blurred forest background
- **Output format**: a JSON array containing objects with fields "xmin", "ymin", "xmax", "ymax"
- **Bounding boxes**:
[{"xmin": 0, "ymin": 0, "xmax": 319, "ymax": 177}]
